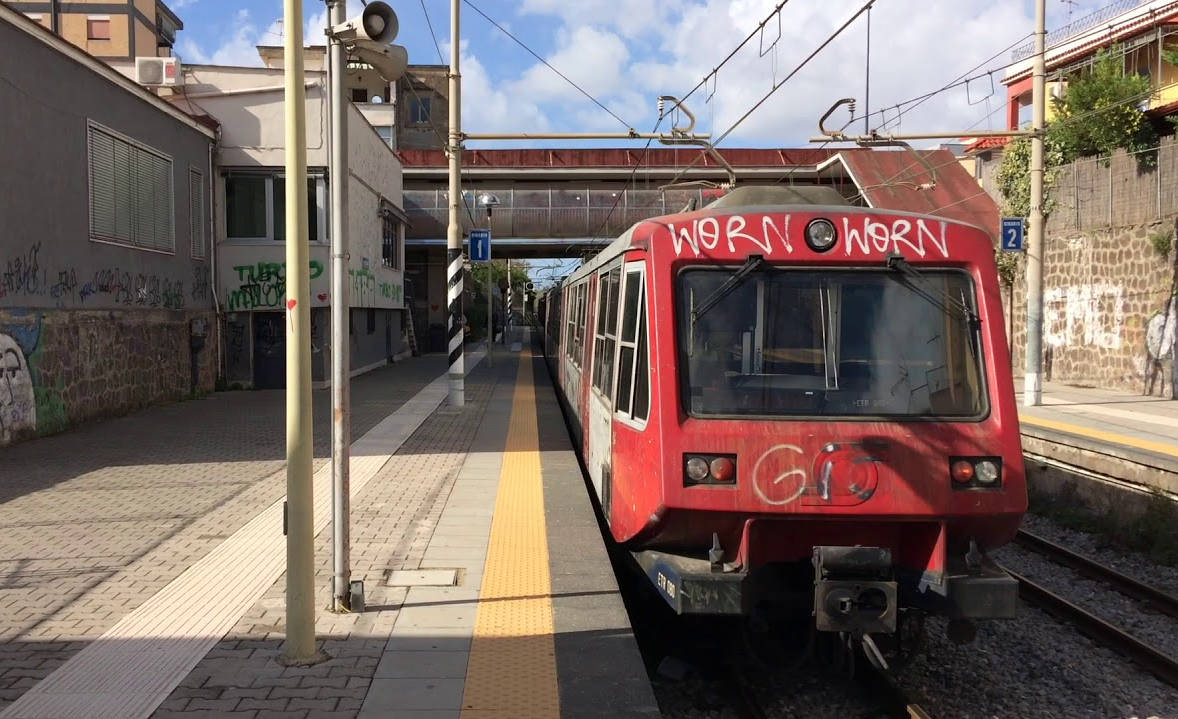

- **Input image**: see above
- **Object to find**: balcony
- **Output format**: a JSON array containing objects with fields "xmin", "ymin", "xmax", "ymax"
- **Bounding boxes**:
[{"xmin": 403, "ymin": 187, "xmax": 713, "ymax": 240}]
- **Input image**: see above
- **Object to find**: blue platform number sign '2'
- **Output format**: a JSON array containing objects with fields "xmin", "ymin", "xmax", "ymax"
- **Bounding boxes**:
[
  {"xmin": 1001, "ymin": 217, "xmax": 1024, "ymax": 252},
  {"xmin": 469, "ymin": 229, "xmax": 491, "ymax": 262}
]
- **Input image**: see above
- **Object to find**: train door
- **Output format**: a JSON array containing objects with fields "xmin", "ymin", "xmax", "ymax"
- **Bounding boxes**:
[{"xmin": 587, "ymin": 263, "xmax": 622, "ymax": 507}]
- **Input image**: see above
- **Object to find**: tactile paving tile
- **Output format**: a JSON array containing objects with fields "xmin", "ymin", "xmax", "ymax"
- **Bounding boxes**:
[{"xmin": 461, "ymin": 352, "xmax": 560, "ymax": 718}]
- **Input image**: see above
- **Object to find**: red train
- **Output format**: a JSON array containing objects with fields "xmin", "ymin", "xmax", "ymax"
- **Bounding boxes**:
[{"xmin": 539, "ymin": 186, "xmax": 1025, "ymax": 652}]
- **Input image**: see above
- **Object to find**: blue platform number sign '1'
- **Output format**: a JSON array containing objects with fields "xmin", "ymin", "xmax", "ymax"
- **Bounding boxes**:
[
  {"xmin": 469, "ymin": 229, "xmax": 491, "ymax": 262},
  {"xmin": 1001, "ymin": 217, "xmax": 1024, "ymax": 252}
]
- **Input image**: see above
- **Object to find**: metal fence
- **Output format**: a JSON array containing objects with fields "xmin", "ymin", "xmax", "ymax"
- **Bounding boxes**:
[
  {"xmin": 1047, "ymin": 138, "xmax": 1178, "ymax": 232},
  {"xmin": 403, "ymin": 187, "xmax": 713, "ymax": 240}
]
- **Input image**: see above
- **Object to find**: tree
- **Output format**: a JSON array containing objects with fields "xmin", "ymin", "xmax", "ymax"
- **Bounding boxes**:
[
  {"xmin": 1048, "ymin": 47, "xmax": 1157, "ymax": 162},
  {"xmin": 466, "ymin": 260, "xmax": 530, "ymax": 341},
  {"xmin": 996, "ymin": 45, "xmax": 1161, "ymax": 234}
]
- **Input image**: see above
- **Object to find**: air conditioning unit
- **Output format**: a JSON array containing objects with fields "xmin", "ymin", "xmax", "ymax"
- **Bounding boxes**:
[{"xmin": 136, "ymin": 56, "xmax": 181, "ymax": 86}]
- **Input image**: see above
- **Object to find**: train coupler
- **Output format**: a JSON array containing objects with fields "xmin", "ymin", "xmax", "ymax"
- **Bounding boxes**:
[{"xmin": 812, "ymin": 546, "xmax": 897, "ymax": 635}]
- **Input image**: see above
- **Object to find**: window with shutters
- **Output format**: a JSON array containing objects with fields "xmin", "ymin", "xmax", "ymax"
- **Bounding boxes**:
[
  {"xmin": 88, "ymin": 122, "xmax": 175, "ymax": 253},
  {"xmin": 189, "ymin": 169, "xmax": 206, "ymax": 259},
  {"xmin": 614, "ymin": 262, "xmax": 649, "ymax": 425}
]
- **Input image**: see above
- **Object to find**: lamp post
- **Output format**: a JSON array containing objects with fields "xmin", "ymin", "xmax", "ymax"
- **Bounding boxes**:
[{"xmin": 478, "ymin": 193, "xmax": 500, "ymax": 364}]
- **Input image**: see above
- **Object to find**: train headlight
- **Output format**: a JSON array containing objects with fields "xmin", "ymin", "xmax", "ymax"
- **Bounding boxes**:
[
  {"xmin": 684, "ymin": 454, "xmax": 738, "ymax": 485},
  {"xmin": 975, "ymin": 460, "xmax": 1000, "ymax": 485},
  {"xmin": 685, "ymin": 457, "xmax": 710, "ymax": 483},
  {"xmin": 949, "ymin": 457, "xmax": 1003, "ymax": 489},
  {"xmin": 805, "ymin": 218, "xmax": 838, "ymax": 252}
]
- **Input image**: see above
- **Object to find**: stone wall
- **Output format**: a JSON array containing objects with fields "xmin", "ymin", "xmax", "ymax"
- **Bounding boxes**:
[
  {"xmin": 0, "ymin": 309, "xmax": 216, "ymax": 445},
  {"xmin": 1003, "ymin": 220, "xmax": 1177, "ymax": 395}
]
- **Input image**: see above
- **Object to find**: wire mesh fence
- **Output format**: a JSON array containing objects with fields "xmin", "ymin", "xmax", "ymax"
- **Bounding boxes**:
[{"xmin": 1047, "ymin": 137, "xmax": 1178, "ymax": 232}]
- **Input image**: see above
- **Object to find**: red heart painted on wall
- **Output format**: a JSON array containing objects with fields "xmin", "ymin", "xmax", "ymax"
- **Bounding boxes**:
[
  {"xmin": 286, "ymin": 299, "xmax": 297, "ymax": 310},
  {"xmin": 317, "ymin": 293, "xmax": 328, "ymax": 302}
]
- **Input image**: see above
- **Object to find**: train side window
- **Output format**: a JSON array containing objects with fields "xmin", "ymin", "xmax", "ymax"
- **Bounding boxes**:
[
  {"xmin": 615, "ymin": 263, "xmax": 649, "ymax": 424},
  {"xmin": 592, "ymin": 266, "xmax": 621, "ymax": 396}
]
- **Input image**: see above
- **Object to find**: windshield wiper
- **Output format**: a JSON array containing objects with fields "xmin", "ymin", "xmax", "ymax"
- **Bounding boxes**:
[
  {"xmin": 692, "ymin": 254, "xmax": 767, "ymax": 325},
  {"xmin": 884, "ymin": 253, "xmax": 981, "ymax": 330}
]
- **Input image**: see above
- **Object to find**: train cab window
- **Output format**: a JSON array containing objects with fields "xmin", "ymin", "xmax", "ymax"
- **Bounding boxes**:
[
  {"xmin": 677, "ymin": 268, "xmax": 986, "ymax": 419},
  {"xmin": 567, "ymin": 282, "xmax": 588, "ymax": 367},
  {"xmin": 592, "ymin": 267, "xmax": 622, "ymax": 395},
  {"xmin": 615, "ymin": 263, "xmax": 649, "ymax": 423}
]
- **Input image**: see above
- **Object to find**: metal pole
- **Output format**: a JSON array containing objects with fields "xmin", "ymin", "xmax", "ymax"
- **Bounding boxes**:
[
  {"xmin": 505, "ymin": 257, "xmax": 512, "ymax": 345},
  {"xmin": 327, "ymin": 0, "xmax": 352, "ymax": 613},
  {"xmin": 1024, "ymin": 0, "xmax": 1046, "ymax": 407},
  {"xmin": 864, "ymin": 5, "xmax": 870, "ymax": 134},
  {"xmin": 486, "ymin": 208, "xmax": 493, "ymax": 366},
  {"xmin": 281, "ymin": 0, "xmax": 318, "ymax": 665},
  {"xmin": 446, "ymin": 0, "xmax": 464, "ymax": 406},
  {"xmin": 462, "ymin": 131, "xmax": 711, "ymax": 140}
]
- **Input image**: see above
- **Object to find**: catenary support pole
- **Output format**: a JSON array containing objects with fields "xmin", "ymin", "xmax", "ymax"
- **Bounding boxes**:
[
  {"xmin": 281, "ymin": 0, "xmax": 318, "ymax": 665},
  {"xmin": 446, "ymin": 0, "xmax": 464, "ymax": 406},
  {"xmin": 505, "ymin": 258, "xmax": 512, "ymax": 345},
  {"xmin": 1024, "ymin": 0, "xmax": 1046, "ymax": 407},
  {"xmin": 327, "ymin": 0, "xmax": 352, "ymax": 613}
]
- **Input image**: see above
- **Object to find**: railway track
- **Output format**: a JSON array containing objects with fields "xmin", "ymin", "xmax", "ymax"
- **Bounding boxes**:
[
  {"xmin": 1005, "ymin": 528, "xmax": 1178, "ymax": 689},
  {"xmin": 859, "ymin": 662, "xmax": 934, "ymax": 719}
]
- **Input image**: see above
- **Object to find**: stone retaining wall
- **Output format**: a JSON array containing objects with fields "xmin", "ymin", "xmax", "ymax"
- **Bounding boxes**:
[{"xmin": 0, "ymin": 309, "xmax": 216, "ymax": 445}]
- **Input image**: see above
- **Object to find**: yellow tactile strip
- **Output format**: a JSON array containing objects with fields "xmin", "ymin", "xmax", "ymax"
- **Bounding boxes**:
[
  {"xmin": 461, "ymin": 351, "xmax": 561, "ymax": 718},
  {"xmin": 1020, "ymin": 413, "xmax": 1178, "ymax": 459}
]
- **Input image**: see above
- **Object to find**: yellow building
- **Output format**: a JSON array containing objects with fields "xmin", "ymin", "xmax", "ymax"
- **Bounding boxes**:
[
  {"xmin": 1003, "ymin": 0, "xmax": 1178, "ymax": 128},
  {"xmin": 11, "ymin": 0, "xmax": 182, "ymax": 60}
]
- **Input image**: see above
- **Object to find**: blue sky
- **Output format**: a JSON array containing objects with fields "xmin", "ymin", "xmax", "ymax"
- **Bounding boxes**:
[{"xmin": 172, "ymin": 0, "xmax": 1109, "ymax": 148}]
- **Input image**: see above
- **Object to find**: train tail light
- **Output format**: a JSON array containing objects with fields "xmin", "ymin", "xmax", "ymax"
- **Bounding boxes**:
[
  {"xmin": 684, "ymin": 454, "xmax": 737, "ymax": 486},
  {"xmin": 709, "ymin": 457, "xmax": 735, "ymax": 482},
  {"xmin": 950, "ymin": 460, "xmax": 975, "ymax": 484},
  {"xmin": 949, "ymin": 457, "xmax": 1002, "ymax": 489}
]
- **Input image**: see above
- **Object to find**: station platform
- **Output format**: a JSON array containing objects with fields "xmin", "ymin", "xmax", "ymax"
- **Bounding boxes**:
[
  {"xmin": 1016, "ymin": 381, "xmax": 1178, "ymax": 497},
  {"xmin": 0, "ymin": 336, "xmax": 658, "ymax": 718}
]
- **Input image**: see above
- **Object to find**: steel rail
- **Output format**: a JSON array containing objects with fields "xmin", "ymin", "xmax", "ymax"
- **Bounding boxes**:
[
  {"xmin": 859, "ymin": 661, "xmax": 934, "ymax": 719},
  {"xmin": 1015, "ymin": 529, "xmax": 1178, "ymax": 619},
  {"xmin": 1007, "ymin": 569, "xmax": 1178, "ymax": 688}
]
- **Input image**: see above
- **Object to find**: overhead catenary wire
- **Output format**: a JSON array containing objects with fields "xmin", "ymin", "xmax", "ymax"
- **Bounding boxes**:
[
  {"xmin": 461, "ymin": 0, "xmax": 634, "ymax": 132},
  {"xmin": 661, "ymin": 0, "xmax": 878, "ymax": 191},
  {"xmin": 419, "ymin": 0, "xmax": 447, "ymax": 65},
  {"xmin": 666, "ymin": 1, "xmax": 794, "ymax": 118}
]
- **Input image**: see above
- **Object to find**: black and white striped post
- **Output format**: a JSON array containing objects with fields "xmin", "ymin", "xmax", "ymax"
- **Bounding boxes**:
[{"xmin": 445, "ymin": 0, "xmax": 464, "ymax": 407}]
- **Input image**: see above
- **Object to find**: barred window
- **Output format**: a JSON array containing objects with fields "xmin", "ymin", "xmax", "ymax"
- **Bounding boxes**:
[
  {"xmin": 88, "ymin": 122, "xmax": 175, "ymax": 253},
  {"xmin": 190, "ymin": 169, "xmax": 206, "ymax": 259}
]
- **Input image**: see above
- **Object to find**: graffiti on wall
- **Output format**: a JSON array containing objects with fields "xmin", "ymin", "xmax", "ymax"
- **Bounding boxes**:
[
  {"xmin": 1, "ymin": 241, "xmax": 191, "ymax": 310},
  {"xmin": 0, "ymin": 315, "xmax": 67, "ymax": 445},
  {"xmin": 0, "ymin": 333, "xmax": 36, "ymax": 443},
  {"xmin": 226, "ymin": 260, "xmax": 325, "ymax": 311},
  {"xmin": 1044, "ymin": 284, "xmax": 1125, "ymax": 350}
]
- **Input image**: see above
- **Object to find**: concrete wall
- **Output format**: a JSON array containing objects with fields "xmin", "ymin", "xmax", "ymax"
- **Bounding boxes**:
[{"xmin": 0, "ymin": 15, "xmax": 215, "ymax": 444}]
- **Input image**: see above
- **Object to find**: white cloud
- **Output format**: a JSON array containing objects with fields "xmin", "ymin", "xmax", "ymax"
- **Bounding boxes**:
[
  {"xmin": 460, "ymin": 41, "xmax": 551, "ymax": 133},
  {"xmin": 500, "ymin": 0, "xmax": 1055, "ymax": 145},
  {"xmin": 177, "ymin": 9, "xmax": 279, "ymax": 66}
]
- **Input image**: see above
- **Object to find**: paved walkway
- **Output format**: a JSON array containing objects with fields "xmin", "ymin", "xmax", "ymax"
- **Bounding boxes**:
[
  {"xmin": 0, "ymin": 355, "xmax": 446, "ymax": 715},
  {"xmin": 0, "ymin": 341, "xmax": 656, "ymax": 718},
  {"xmin": 1017, "ymin": 380, "xmax": 1178, "ymax": 462}
]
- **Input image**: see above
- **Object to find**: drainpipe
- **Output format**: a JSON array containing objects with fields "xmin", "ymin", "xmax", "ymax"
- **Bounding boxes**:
[
  {"xmin": 209, "ymin": 128, "xmax": 222, "ymax": 387},
  {"xmin": 50, "ymin": 0, "xmax": 59, "ymax": 34}
]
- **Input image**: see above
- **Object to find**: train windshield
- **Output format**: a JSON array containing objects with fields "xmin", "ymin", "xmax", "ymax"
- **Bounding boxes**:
[{"xmin": 678, "ymin": 268, "xmax": 987, "ymax": 418}]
